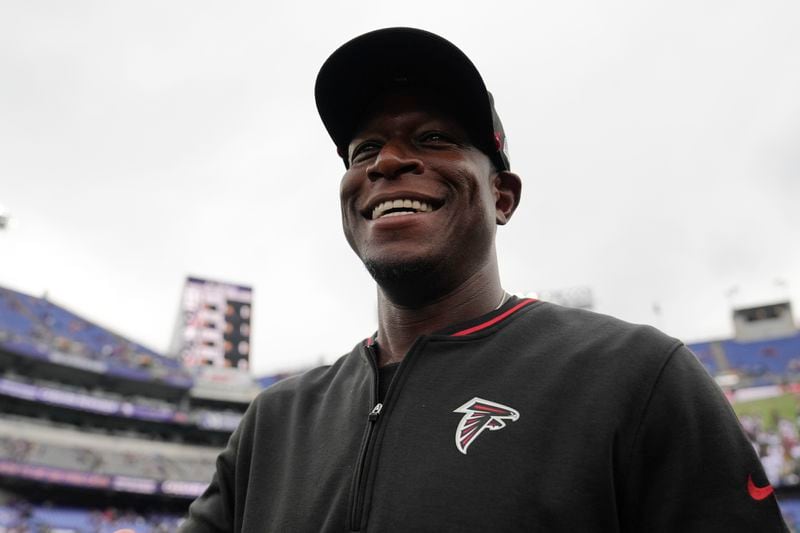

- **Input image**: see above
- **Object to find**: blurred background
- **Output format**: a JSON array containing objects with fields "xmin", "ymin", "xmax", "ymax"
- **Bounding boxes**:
[{"xmin": 1, "ymin": 0, "xmax": 799, "ymax": 530}]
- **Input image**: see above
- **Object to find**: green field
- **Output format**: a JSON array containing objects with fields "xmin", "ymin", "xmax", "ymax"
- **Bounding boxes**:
[{"xmin": 733, "ymin": 392, "xmax": 799, "ymax": 431}]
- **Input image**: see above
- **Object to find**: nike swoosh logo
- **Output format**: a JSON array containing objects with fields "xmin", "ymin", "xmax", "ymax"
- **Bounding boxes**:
[{"xmin": 747, "ymin": 474, "xmax": 774, "ymax": 501}]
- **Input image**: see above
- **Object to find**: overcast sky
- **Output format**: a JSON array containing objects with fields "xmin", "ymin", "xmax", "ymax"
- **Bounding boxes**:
[{"xmin": 1, "ymin": 1, "xmax": 799, "ymax": 376}]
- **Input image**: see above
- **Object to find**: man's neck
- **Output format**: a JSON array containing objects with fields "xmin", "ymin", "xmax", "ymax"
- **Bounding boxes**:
[{"xmin": 374, "ymin": 262, "xmax": 504, "ymax": 367}]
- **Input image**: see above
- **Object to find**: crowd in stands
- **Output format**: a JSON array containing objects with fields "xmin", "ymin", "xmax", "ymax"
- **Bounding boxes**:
[
  {"xmin": 724, "ymin": 334, "xmax": 800, "ymax": 378},
  {"xmin": 687, "ymin": 333, "xmax": 800, "ymax": 385},
  {"xmin": 4, "ymin": 370, "xmax": 172, "ymax": 407},
  {"xmin": 741, "ymin": 412, "xmax": 800, "ymax": 488},
  {"xmin": 0, "ymin": 500, "xmax": 183, "ymax": 533},
  {"xmin": 0, "ymin": 286, "xmax": 191, "ymax": 385}
]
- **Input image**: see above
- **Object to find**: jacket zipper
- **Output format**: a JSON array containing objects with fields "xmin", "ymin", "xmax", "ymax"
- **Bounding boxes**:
[
  {"xmin": 349, "ymin": 402, "xmax": 382, "ymax": 530},
  {"xmin": 349, "ymin": 344, "xmax": 381, "ymax": 531},
  {"xmin": 348, "ymin": 339, "xmax": 425, "ymax": 530}
]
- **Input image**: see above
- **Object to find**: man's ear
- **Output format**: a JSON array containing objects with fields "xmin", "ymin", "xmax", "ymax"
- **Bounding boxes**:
[{"xmin": 494, "ymin": 171, "xmax": 522, "ymax": 225}]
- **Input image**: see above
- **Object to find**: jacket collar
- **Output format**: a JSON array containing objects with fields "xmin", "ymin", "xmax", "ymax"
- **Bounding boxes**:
[{"xmin": 364, "ymin": 296, "xmax": 538, "ymax": 346}]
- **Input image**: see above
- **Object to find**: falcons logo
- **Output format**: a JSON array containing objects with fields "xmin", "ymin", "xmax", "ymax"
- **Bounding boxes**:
[{"xmin": 453, "ymin": 397, "xmax": 520, "ymax": 454}]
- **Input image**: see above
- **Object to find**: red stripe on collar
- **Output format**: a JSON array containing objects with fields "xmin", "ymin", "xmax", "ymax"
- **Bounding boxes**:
[{"xmin": 451, "ymin": 298, "xmax": 537, "ymax": 337}]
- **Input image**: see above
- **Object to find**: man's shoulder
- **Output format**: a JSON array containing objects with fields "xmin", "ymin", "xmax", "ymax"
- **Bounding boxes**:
[
  {"xmin": 512, "ymin": 301, "xmax": 683, "ymax": 364},
  {"xmin": 525, "ymin": 300, "xmax": 675, "ymax": 338}
]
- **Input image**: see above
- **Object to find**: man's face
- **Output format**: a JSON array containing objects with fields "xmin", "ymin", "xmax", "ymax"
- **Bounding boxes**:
[{"xmin": 339, "ymin": 92, "xmax": 501, "ymax": 291}]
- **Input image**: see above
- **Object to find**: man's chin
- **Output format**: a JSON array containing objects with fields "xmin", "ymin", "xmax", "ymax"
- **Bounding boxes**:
[
  {"xmin": 363, "ymin": 256, "xmax": 454, "ymax": 307},
  {"xmin": 363, "ymin": 257, "xmax": 438, "ymax": 288}
]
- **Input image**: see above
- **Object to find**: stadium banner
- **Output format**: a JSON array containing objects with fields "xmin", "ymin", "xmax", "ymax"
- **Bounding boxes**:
[
  {"xmin": 163, "ymin": 373, "xmax": 194, "ymax": 388},
  {"xmin": 39, "ymin": 386, "xmax": 119, "ymax": 414},
  {"xmin": 160, "ymin": 479, "xmax": 208, "ymax": 498},
  {"xmin": 111, "ymin": 475, "xmax": 159, "ymax": 494},
  {"xmin": 730, "ymin": 385, "xmax": 784, "ymax": 403},
  {"xmin": 0, "ymin": 459, "xmax": 111, "ymax": 489},
  {"xmin": 195, "ymin": 409, "xmax": 243, "ymax": 431},
  {"xmin": 0, "ymin": 378, "xmax": 38, "ymax": 401},
  {"xmin": 119, "ymin": 401, "xmax": 179, "ymax": 423},
  {"xmin": 0, "ymin": 378, "xmax": 117, "ymax": 414},
  {"xmin": 0, "ymin": 377, "xmax": 190, "ymax": 423},
  {"xmin": 48, "ymin": 350, "xmax": 108, "ymax": 373}
]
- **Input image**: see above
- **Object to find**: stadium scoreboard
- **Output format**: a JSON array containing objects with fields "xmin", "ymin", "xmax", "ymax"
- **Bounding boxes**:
[{"xmin": 172, "ymin": 276, "xmax": 253, "ymax": 371}]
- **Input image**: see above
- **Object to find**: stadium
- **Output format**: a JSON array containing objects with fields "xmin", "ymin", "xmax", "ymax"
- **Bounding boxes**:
[
  {"xmin": 0, "ymin": 281, "xmax": 274, "ymax": 531},
  {"xmin": 0, "ymin": 282, "xmax": 799, "ymax": 530},
  {"xmin": 2, "ymin": 3, "xmax": 798, "ymax": 530}
]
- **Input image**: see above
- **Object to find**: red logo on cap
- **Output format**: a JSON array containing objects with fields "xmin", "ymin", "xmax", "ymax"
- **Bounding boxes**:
[{"xmin": 493, "ymin": 132, "xmax": 503, "ymax": 151}]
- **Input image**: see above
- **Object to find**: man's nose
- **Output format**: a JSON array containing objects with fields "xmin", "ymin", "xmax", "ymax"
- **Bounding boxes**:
[{"xmin": 366, "ymin": 142, "xmax": 424, "ymax": 181}]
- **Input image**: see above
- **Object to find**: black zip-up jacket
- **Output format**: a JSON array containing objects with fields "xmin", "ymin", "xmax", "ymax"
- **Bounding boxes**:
[{"xmin": 181, "ymin": 298, "xmax": 787, "ymax": 532}]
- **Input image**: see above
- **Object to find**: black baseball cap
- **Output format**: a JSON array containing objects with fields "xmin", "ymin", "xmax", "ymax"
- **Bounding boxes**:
[{"xmin": 315, "ymin": 27, "xmax": 510, "ymax": 171}]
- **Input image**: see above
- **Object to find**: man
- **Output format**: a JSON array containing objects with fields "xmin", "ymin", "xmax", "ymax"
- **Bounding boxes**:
[{"xmin": 180, "ymin": 28, "xmax": 787, "ymax": 532}]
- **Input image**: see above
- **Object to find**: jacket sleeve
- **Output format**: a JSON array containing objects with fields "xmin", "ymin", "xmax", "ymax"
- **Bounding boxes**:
[
  {"xmin": 623, "ymin": 345, "xmax": 788, "ymax": 532},
  {"xmin": 178, "ymin": 410, "xmax": 247, "ymax": 533}
]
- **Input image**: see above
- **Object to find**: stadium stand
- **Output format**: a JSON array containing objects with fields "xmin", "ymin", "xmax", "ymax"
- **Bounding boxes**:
[
  {"xmin": 0, "ymin": 500, "xmax": 184, "ymax": 532},
  {"xmin": 0, "ymin": 284, "xmax": 278, "ymax": 530},
  {"xmin": 0, "ymin": 286, "xmax": 193, "ymax": 391},
  {"xmin": 0, "ymin": 413, "xmax": 216, "ymax": 484},
  {"xmin": 687, "ymin": 333, "xmax": 800, "ymax": 385},
  {"xmin": 723, "ymin": 334, "xmax": 800, "ymax": 377}
]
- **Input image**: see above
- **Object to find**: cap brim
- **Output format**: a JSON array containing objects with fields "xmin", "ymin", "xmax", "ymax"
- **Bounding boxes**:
[{"xmin": 315, "ymin": 27, "xmax": 495, "ymax": 163}]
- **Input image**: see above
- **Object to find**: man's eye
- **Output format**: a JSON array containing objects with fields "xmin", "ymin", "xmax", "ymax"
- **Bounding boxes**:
[
  {"xmin": 351, "ymin": 142, "xmax": 381, "ymax": 163},
  {"xmin": 419, "ymin": 131, "xmax": 452, "ymax": 144}
]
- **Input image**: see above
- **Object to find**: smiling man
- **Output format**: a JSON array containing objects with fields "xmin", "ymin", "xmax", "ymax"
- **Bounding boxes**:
[{"xmin": 179, "ymin": 28, "xmax": 787, "ymax": 532}]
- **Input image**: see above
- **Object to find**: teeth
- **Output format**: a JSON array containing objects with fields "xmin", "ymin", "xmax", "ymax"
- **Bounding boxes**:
[{"xmin": 371, "ymin": 199, "xmax": 434, "ymax": 220}]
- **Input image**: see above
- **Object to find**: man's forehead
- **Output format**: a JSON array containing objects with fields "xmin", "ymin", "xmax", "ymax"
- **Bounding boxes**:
[{"xmin": 350, "ymin": 90, "xmax": 472, "ymax": 143}]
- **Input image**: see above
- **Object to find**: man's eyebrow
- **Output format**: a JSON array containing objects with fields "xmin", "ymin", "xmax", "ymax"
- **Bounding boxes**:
[
  {"xmin": 350, "ymin": 117, "xmax": 465, "ymax": 140},
  {"xmin": 348, "ymin": 133, "xmax": 380, "ymax": 147}
]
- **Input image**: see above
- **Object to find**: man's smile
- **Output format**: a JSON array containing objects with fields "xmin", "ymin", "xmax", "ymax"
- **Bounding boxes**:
[
  {"xmin": 371, "ymin": 198, "xmax": 434, "ymax": 220},
  {"xmin": 361, "ymin": 193, "xmax": 445, "ymax": 221}
]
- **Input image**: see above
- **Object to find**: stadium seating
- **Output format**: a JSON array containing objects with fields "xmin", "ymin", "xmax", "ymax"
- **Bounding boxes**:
[
  {"xmin": 0, "ymin": 284, "xmax": 258, "ymax": 528},
  {"xmin": 687, "ymin": 333, "xmax": 800, "ymax": 380},
  {"xmin": 0, "ymin": 287, "xmax": 42, "ymax": 337},
  {"xmin": 0, "ymin": 503, "xmax": 184, "ymax": 532},
  {"xmin": 0, "ymin": 414, "xmax": 217, "ymax": 484},
  {"xmin": 0, "ymin": 285, "xmax": 193, "ymax": 388},
  {"xmin": 722, "ymin": 334, "xmax": 800, "ymax": 377}
]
